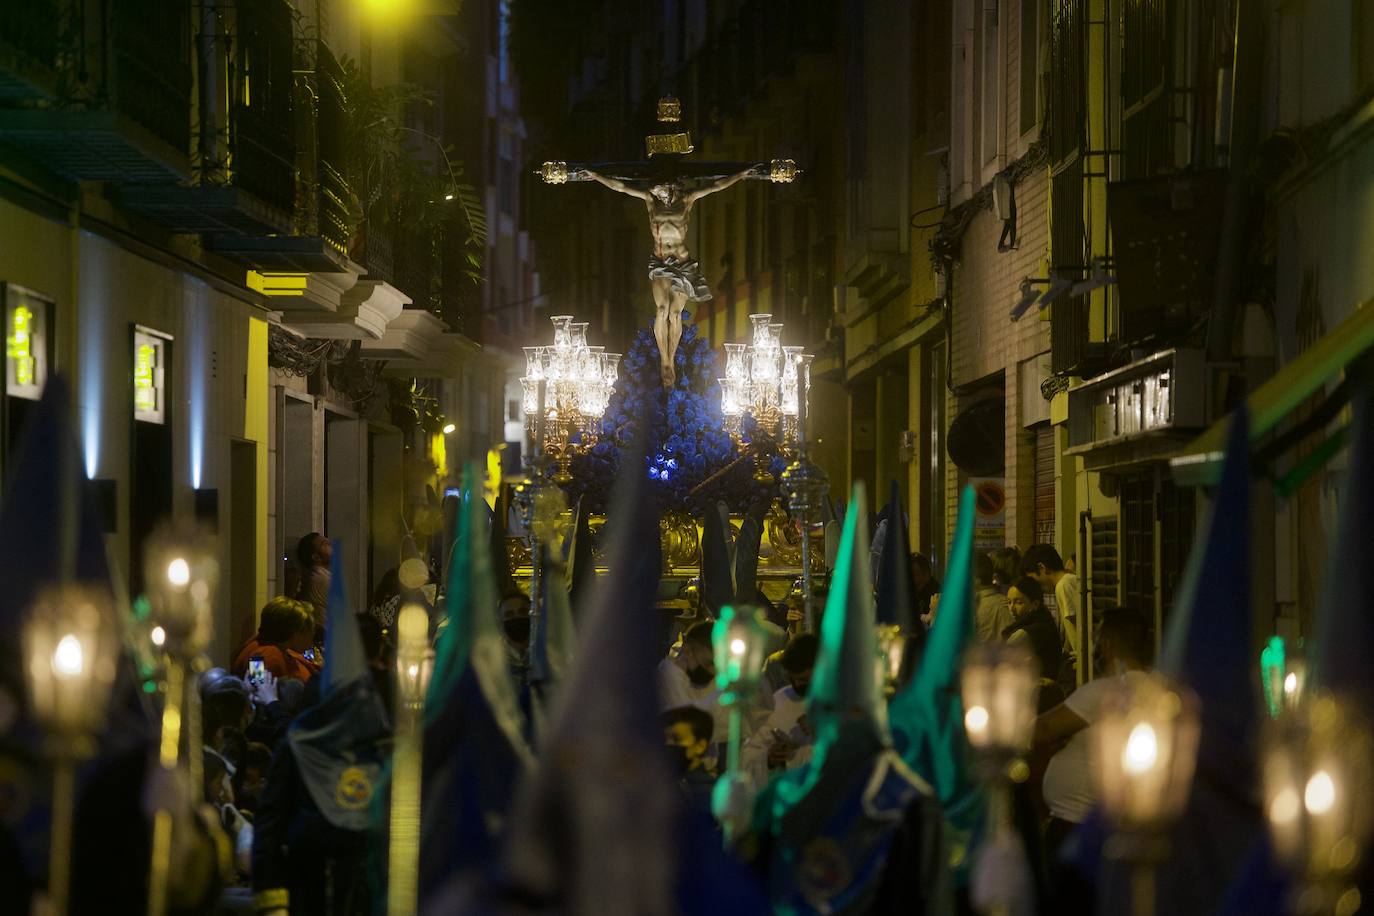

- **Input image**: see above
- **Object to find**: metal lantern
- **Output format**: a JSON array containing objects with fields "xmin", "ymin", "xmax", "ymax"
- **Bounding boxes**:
[
  {"xmin": 1263, "ymin": 693, "xmax": 1374, "ymax": 910},
  {"xmin": 142, "ymin": 524, "xmax": 219, "ymax": 659},
  {"xmin": 395, "ymin": 603, "xmax": 435, "ymax": 708},
  {"xmin": 712, "ymin": 604, "xmax": 771, "ymax": 704},
  {"xmin": 875, "ymin": 624, "xmax": 907, "ymax": 694},
  {"xmin": 1091, "ymin": 673, "xmax": 1201, "ymax": 838},
  {"xmin": 960, "ymin": 642, "xmax": 1040, "ymax": 772},
  {"xmin": 1261, "ymin": 635, "xmax": 1309, "ymax": 719},
  {"xmin": 23, "ymin": 583, "xmax": 119, "ymax": 744},
  {"xmin": 521, "ymin": 314, "xmax": 616, "ymax": 484}
]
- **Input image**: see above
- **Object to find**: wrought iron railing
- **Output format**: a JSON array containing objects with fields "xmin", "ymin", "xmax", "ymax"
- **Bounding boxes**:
[
  {"xmin": 109, "ymin": 0, "xmax": 192, "ymax": 156},
  {"xmin": 0, "ymin": 0, "xmax": 60, "ymax": 76},
  {"xmin": 315, "ymin": 41, "xmax": 351, "ymax": 254},
  {"xmin": 232, "ymin": 0, "xmax": 296, "ymax": 214}
]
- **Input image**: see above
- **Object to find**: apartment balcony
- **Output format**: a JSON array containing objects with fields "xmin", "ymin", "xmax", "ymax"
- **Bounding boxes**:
[
  {"xmin": 0, "ymin": 0, "xmax": 60, "ymax": 101},
  {"xmin": 0, "ymin": 0, "xmax": 192, "ymax": 183},
  {"xmin": 119, "ymin": 0, "xmax": 296, "ymax": 234}
]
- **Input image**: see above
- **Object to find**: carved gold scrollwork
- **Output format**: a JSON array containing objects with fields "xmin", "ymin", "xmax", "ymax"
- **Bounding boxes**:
[{"xmin": 660, "ymin": 511, "xmax": 701, "ymax": 570}]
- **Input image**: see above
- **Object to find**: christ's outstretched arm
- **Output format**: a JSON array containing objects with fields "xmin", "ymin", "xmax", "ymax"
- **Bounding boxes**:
[
  {"xmin": 684, "ymin": 166, "xmax": 765, "ymax": 205},
  {"xmin": 583, "ymin": 169, "xmax": 652, "ymax": 201}
]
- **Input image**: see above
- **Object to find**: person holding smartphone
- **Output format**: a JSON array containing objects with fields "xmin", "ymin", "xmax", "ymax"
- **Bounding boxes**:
[
  {"xmin": 742, "ymin": 633, "xmax": 818, "ymax": 782},
  {"xmin": 233, "ymin": 596, "xmax": 321, "ymax": 683}
]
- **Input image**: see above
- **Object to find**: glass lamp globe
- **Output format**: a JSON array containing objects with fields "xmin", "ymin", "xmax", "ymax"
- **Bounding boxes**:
[
  {"xmin": 712, "ymin": 605, "xmax": 771, "ymax": 704},
  {"xmin": 23, "ymin": 584, "xmax": 120, "ymax": 746},
  {"xmin": 1091, "ymin": 673, "xmax": 1200, "ymax": 839},
  {"xmin": 395, "ymin": 603, "xmax": 435, "ymax": 707},
  {"xmin": 142, "ymin": 524, "xmax": 219, "ymax": 659},
  {"xmin": 960, "ymin": 642, "xmax": 1040, "ymax": 775},
  {"xmin": 1263, "ymin": 693, "xmax": 1374, "ymax": 902}
]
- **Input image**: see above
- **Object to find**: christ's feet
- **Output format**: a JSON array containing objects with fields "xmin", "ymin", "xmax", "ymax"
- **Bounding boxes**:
[{"xmin": 661, "ymin": 364, "xmax": 676, "ymax": 388}]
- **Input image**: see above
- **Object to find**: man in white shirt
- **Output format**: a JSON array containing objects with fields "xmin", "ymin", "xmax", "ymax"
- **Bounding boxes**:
[
  {"xmin": 742, "ymin": 634, "xmax": 817, "ymax": 783},
  {"xmin": 1033, "ymin": 607, "xmax": 1153, "ymax": 869},
  {"xmin": 974, "ymin": 553, "xmax": 1013, "ymax": 642},
  {"xmin": 658, "ymin": 620, "xmax": 731, "ymax": 762},
  {"xmin": 1023, "ymin": 543, "xmax": 1082, "ymax": 663}
]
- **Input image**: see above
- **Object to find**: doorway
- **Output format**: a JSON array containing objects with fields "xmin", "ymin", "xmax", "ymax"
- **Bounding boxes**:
[{"xmin": 229, "ymin": 439, "xmax": 258, "ymax": 652}]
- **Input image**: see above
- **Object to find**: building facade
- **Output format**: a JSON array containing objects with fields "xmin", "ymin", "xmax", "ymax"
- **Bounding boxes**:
[{"xmin": 0, "ymin": 0, "xmax": 503, "ymax": 663}]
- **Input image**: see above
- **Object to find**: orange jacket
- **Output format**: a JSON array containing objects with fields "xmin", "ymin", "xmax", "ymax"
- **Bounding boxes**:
[{"xmin": 232, "ymin": 637, "xmax": 320, "ymax": 683}]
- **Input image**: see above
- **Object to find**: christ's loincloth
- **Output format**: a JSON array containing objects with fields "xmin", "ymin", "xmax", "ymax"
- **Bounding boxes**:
[{"xmin": 649, "ymin": 256, "xmax": 712, "ymax": 302}]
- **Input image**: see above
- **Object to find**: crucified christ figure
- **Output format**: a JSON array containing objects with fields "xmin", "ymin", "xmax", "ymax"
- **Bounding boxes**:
[{"xmin": 581, "ymin": 167, "xmax": 761, "ymax": 387}]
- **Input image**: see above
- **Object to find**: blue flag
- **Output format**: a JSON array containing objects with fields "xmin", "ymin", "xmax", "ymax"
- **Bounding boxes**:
[
  {"xmin": 875, "ymin": 481, "xmax": 920, "ymax": 638},
  {"xmin": 319, "ymin": 542, "xmax": 367, "ymax": 697},
  {"xmin": 417, "ymin": 466, "xmax": 533, "ymax": 902}
]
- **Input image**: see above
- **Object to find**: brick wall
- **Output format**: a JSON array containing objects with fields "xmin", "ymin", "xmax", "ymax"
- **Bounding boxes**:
[{"xmin": 944, "ymin": 185, "xmax": 1050, "ymax": 556}]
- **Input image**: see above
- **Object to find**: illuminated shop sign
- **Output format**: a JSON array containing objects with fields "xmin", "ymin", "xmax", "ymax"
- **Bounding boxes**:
[
  {"xmin": 133, "ymin": 327, "xmax": 168, "ymax": 424},
  {"xmin": 5, "ymin": 284, "xmax": 50, "ymax": 400}
]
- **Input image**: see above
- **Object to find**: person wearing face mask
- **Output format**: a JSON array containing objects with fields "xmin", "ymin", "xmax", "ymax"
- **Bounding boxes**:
[
  {"xmin": 658, "ymin": 620, "xmax": 731, "ymax": 767},
  {"xmin": 659, "ymin": 619, "xmax": 719, "ymax": 706},
  {"xmin": 1032, "ymin": 606, "xmax": 1152, "ymax": 903},
  {"xmin": 661, "ymin": 705, "xmax": 717, "ymax": 817},
  {"xmin": 742, "ymin": 633, "xmax": 817, "ymax": 782}
]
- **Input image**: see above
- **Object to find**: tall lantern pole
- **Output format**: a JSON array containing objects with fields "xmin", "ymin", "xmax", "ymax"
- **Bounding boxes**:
[
  {"xmin": 23, "ymin": 584, "xmax": 120, "ymax": 916},
  {"xmin": 142, "ymin": 525, "xmax": 219, "ymax": 916},
  {"xmin": 388, "ymin": 604, "xmax": 434, "ymax": 916},
  {"xmin": 780, "ymin": 353, "xmax": 825, "ymax": 633}
]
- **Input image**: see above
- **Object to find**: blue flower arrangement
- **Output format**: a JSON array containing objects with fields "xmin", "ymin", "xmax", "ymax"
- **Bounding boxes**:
[{"xmin": 565, "ymin": 312, "xmax": 781, "ymax": 514}]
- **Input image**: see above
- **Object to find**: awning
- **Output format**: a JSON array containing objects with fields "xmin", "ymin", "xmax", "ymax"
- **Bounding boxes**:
[{"xmin": 1171, "ymin": 298, "xmax": 1374, "ymax": 487}]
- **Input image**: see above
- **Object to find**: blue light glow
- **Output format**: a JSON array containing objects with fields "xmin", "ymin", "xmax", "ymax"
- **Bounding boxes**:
[
  {"xmin": 187, "ymin": 283, "xmax": 207, "ymax": 489},
  {"xmin": 78, "ymin": 234, "xmax": 106, "ymax": 479}
]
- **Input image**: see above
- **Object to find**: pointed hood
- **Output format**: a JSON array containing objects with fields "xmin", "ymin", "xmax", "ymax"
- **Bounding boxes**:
[
  {"xmin": 426, "ymin": 471, "xmax": 505, "ymax": 724},
  {"xmin": 1091, "ymin": 408, "xmax": 1263, "ymax": 915},
  {"xmin": 875, "ymin": 481, "xmax": 918, "ymax": 632},
  {"xmin": 1311, "ymin": 387, "xmax": 1374, "ymax": 703},
  {"xmin": 319, "ymin": 542, "xmax": 366, "ymax": 697},
  {"xmin": 888, "ymin": 485, "xmax": 983, "ymax": 860},
  {"xmin": 489, "ymin": 487, "xmax": 518, "ymax": 597},
  {"xmin": 700, "ymin": 499, "xmax": 733, "ymax": 613},
  {"xmin": 0, "ymin": 378, "xmax": 145, "ymax": 738},
  {"xmin": 0, "ymin": 377, "xmax": 153, "ymax": 885},
  {"xmin": 732, "ymin": 503, "xmax": 764, "ymax": 603},
  {"xmin": 500, "ymin": 417, "xmax": 703, "ymax": 915},
  {"xmin": 565, "ymin": 495, "xmax": 596, "ymax": 617},
  {"xmin": 804, "ymin": 483, "xmax": 888, "ymax": 756},
  {"xmin": 529, "ymin": 542, "xmax": 576, "ymax": 688},
  {"xmin": 1159, "ymin": 407, "xmax": 1257, "ymax": 778}
]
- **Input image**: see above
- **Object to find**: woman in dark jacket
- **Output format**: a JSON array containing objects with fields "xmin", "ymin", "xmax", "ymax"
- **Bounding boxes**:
[{"xmin": 1002, "ymin": 576, "xmax": 1066, "ymax": 711}]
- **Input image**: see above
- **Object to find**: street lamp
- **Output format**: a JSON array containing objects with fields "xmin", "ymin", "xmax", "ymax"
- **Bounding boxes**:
[
  {"xmin": 1261, "ymin": 635, "xmax": 1309, "ymax": 719},
  {"xmin": 961, "ymin": 642, "xmax": 1040, "ymax": 776},
  {"xmin": 961, "ymin": 642, "xmax": 1040, "ymax": 916},
  {"xmin": 720, "ymin": 313, "xmax": 811, "ymax": 485},
  {"xmin": 141, "ymin": 524, "xmax": 220, "ymax": 916},
  {"xmin": 710, "ymin": 604, "xmax": 771, "ymax": 845},
  {"xmin": 522, "ymin": 315, "xmax": 619, "ymax": 484},
  {"xmin": 1091, "ymin": 673, "xmax": 1201, "ymax": 916},
  {"xmin": 875, "ymin": 624, "xmax": 909, "ymax": 696},
  {"xmin": 1263, "ymin": 693, "xmax": 1374, "ymax": 916},
  {"xmin": 24, "ymin": 584, "xmax": 120, "ymax": 916}
]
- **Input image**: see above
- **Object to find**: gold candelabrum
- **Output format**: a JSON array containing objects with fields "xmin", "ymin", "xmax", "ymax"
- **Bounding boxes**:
[
  {"xmin": 720, "ymin": 313, "xmax": 814, "ymax": 487},
  {"xmin": 522, "ymin": 315, "xmax": 620, "ymax": 485}
]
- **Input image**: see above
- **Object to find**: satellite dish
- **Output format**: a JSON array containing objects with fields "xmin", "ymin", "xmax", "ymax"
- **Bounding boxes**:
[{"xmin": 947, "ymin": 399, "xmax": 1005, "ymax": 476}]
